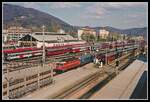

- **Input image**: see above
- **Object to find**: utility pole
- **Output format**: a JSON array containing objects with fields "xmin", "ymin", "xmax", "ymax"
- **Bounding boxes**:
[
  {"xmin": 6, "ymin": 67, "xmax": 10, "ymax": 99},
  {"xmin": 30, "ymin": 27, "xmax": 33, "ymax": 47},
  {"xmin": 123, "ymin": 35, "xmax": 125, "ymax": 53},
  {"xmin": 115, "ymin": 41, "xmax": 119, "ymax": 75},
  {"xmin": 133, "ymin": 40, "xmax": 136, "ymax": 58},
  {"xmin": 42, "ymin": 25, "xmax": 45, "ymax": 68},
  {"xmin": 30, "ymin": 33, "xmax": 32, "ymax": 47},
  {"xmin": 105, "ymin": 37, "xmax": 108, "ymax": 65},
  {"xmin": 37, "ymin": 25, "xmax": 46, "ymax": 89},
  {"xmin": 51, "ymin": 59, "xmax": 55, "ymax": 84}
]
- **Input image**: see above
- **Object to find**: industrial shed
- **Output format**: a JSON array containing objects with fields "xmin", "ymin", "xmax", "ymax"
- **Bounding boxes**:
[{"xmin": 18, "ymin": 32, "xmax": 78, "ymax": 47}]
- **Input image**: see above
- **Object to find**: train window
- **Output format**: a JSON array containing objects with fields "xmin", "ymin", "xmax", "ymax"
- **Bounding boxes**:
[
  {"xmin": 8, "ymin": 53, "xmax": 16, "ymax": 56},
  {"xmin": 3, "ymin": 45, "xmax": 16, "ymax": 50},
  {"xmin": 8, "ymin": 50, "xmax": 42, "ymax": 56}
]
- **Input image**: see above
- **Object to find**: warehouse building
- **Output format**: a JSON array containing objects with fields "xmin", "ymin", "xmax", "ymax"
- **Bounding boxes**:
[{"xmin": 18, "ymin": 32, "xmax": 79, "ymax": 47}]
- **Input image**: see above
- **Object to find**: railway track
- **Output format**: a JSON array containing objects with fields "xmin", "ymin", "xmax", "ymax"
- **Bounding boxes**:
[
  {"xmin": 51, "ymin": 69, "xmax": 116, "ymax": 99},
  {"xmin": 79, "ymin": 57, "xmax": 137, "ymax": 99},
  {"xmin": 51, "ymin": 53, "xmax": 136, "ymax": 99},
  {"xmin": 51, "ymin": 71, "xmax": 103, "ymax": 99},
  {"xmin": 4, "ymin": 46, "xmax": 135, "ymax": 64},
  {"xmin": 3, "ymin": 52, "xmax": 88, "ymax": 73},
  {"xmin": 3, "ymin": 48, "xmax": 138, "ymax": 73}
]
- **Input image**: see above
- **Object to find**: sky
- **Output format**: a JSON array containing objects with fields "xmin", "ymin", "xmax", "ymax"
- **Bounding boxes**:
[{"xmin": 3, "ymin": 2, "xmax": 148, "ymax": 29}]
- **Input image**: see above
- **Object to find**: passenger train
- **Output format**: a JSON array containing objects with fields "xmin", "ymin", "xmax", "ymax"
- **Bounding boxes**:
[
  {"xmin": 3, "ymin": 40, "xmax": 142, "ymax": 61},
  {"xmin": 3, "ymin": 41, "xmax": 89, "ymax": 60}
]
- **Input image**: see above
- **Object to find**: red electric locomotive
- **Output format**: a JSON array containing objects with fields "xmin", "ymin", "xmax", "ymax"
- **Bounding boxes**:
[{"xmin": 55, "ymin": 57, "xmax": 81, "ymax": 73}]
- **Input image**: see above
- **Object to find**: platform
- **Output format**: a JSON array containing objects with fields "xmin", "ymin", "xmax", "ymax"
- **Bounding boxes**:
[{"xmin": 90, "ymin": 60, "xmax": 147, "ymax": 99}]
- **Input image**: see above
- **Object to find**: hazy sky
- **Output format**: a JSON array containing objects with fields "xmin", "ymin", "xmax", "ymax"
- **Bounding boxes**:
[{"xmin": 3, "ymin": 2, "xmax": 148, "ymax": 29}]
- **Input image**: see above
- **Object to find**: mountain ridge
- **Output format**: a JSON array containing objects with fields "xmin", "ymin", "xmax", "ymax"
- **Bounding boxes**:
[
  {"xmin": 3, "ymin": 4, "xmax": 75, "ymax": 32},
  {"xmin": 3, "ymin": 4, "xmax": 147, "ymax": 39}
]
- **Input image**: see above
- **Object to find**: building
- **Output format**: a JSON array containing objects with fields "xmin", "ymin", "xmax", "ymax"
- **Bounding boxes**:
[
  {"xmin": 3, "ymin": 30, "xmax": 8, "ymax": 43},
  {"xmin": 18, "ymin": 32, "xmax": 79, "ymax": 47},
  {"xmin": 78, "ymin": 27, "xmax": 96, "ymax": 40},
  {"xmin": 131, "ymin": 35, "xmax": 144, "ymax": 41},
  {"xmin": 4, "ymin": 26, "xmax": 32, "ymax": 44},
  {"xmin": 57, "ymin": 29, "xmax": 65, "ymax": 34},
  {"xmin": 99, "ymin": 29, "xmax": 109, "ymax": 39},
  {"xmin": 117, "ymin": 34, "xmax": 127, "ymax": 41}
]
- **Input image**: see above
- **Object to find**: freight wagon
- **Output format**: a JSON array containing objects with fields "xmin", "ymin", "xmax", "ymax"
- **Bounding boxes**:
[
  {"xmin": 95, "ymin": 51, "xmax": 123, "ymax": 65},
  {"xmin": 54, "ymin": 54, "xmax": 94, "ymax": 73},
  {"xmin": 79, "ymin": 54, "xmax": 94, "ymax": 66}
]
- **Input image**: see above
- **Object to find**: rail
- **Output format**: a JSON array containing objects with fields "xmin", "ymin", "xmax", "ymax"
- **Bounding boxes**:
[
  {"xmin": 51, "ymin": 52, "xmax": 136, "ymax": 99},
  {"xmin": 51, "ymin": 71, "xmax": 102, "ymax": 99}
]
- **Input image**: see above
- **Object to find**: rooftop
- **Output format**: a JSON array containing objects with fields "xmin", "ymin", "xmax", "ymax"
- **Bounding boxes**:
[{"xmin": 19, "ymin": 32, "xmax": 78, "ymax": 42}]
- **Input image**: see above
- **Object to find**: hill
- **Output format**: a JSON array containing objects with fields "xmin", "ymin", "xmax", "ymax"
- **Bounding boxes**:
[
  {"xmin": 3, "ymin": 4, "xmax": 76, "ymax": 32},
  {"xmin": 3, "ymin": 4, "xmax": 147, "ymax": 39}
]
